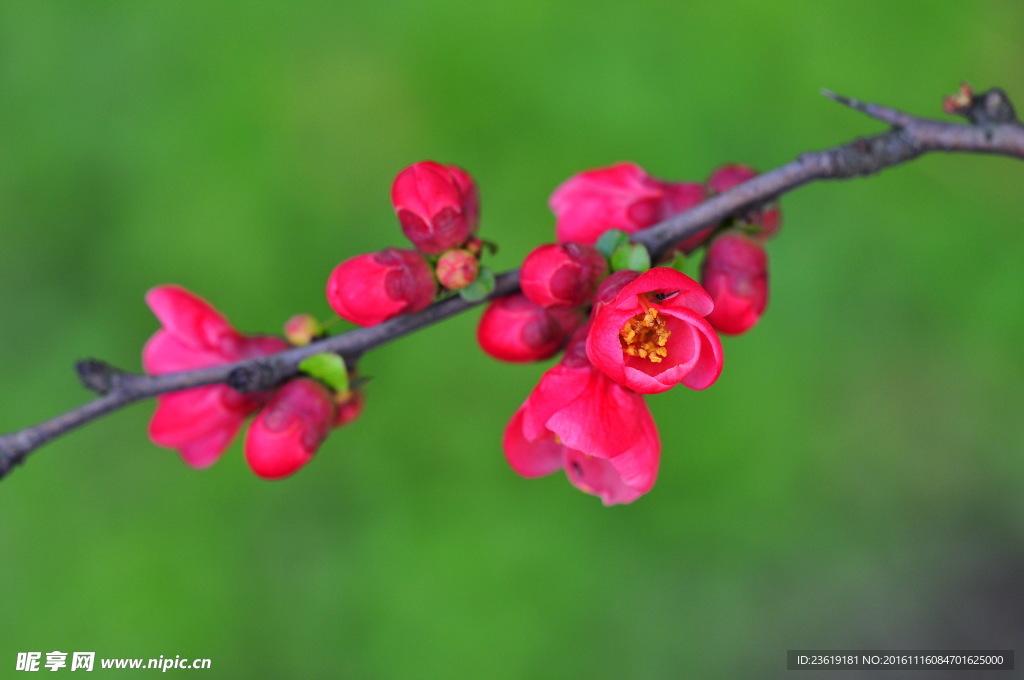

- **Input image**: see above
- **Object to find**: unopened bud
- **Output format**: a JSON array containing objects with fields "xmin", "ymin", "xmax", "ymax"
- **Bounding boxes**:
[
  {"xmin": 326, "ymin": 248, "xmax": 436, "ymax": 327},
  {"xmin": 701, "ymin": 231, "xmax": 768, "ymax": 335},
  {"xmin": 520, "ymin": 243, "xmax": 608, "ymax": 308},
  {"xmin": 392, "ymin": 161, "xmax": 479, "ymax": 254},
  {"xmin": 284, "ymin": 314, "xmax": 322, "ymax": 346},
  {"xmin": 436, "ymin": 248, "xmax": 480, "ymax": 291},
  {"xmin": 477, "ymin": 294, "xmax": 584, "ymax": 363},
  {"xmin": 245, "ymin": 378, "xmax": 337, "ymax": 479}
]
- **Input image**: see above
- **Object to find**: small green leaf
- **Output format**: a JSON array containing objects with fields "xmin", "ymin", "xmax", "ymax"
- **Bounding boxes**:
[
  {"xmin": 459, "ymin": 266, "xmax": 496, "ymax": 302},
  {"xmin": 666, "ymin": 250, "xmax": 688, "ymax": 272},
  {"xmin": 299, "ymin": 353, "xmax": 349, "ymax": 393},
  {"xmin": 610, "ymin": 243, "xmax": 651, "ymax": 272},
  {"xmin": 595, "ymin": 229, "xmax": 630, "ymax": 258}
]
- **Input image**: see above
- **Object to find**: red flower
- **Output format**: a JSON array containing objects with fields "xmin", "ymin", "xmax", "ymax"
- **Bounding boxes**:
[
  {"xmin": 477, "ymin": 294, "xmax": 583, "ymax": 363},
  {"xmin": 701, "ymin": 231, "xmax": 769, "ymax": 335},
  {"xmin": 142, "ymin": 285, "xmax": 288, "ymax": 468},
  {"xmin": 586, "ymin": 267, "xmax": 723, "ymax": 394},
  {"xmin": 392, "ymin": 161, "xmax": 479, "ymax": 254},
  {"xmin": 549, "ymin": 162, "xmax": 704, "ymax": 245},
  {"xmin": 503, "ymin": 328, "xmax": 660, "ymax": 505},
  {"xmin": 326, "ymin": 248, "xmax": 436, "ymax": 327},
  {"xmin": 519, "ymin": 243, "xmax": 608, "ymax": 308},
  {"xmin": 245, "ymin": 378, "xmax": 337, "ymax": 479}
]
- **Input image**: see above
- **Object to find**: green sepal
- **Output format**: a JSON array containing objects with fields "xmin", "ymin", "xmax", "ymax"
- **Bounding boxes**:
[
  {"xmin": 595, "ymin": 229, "xmax": 631, "ymax": 258},
  {"xmin": 610, "ymin": 243, "xmax": 652, "ymax": 272},
  {"xmin": 665, "ymin": 250, "xmax": 688, "ymax": 272},
  {"xmin": 459, "ymin": 266, "xmax": 496, "ymax": 302},
  {"xmin": 298, "ymin": 353, "xmax": 349, "ymax": 393}
]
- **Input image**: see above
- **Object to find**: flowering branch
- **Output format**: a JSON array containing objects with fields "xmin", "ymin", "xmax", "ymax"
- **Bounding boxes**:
[{"xmin": 2, "ymin": 85, "xmax": 1023, "ymax": 481}]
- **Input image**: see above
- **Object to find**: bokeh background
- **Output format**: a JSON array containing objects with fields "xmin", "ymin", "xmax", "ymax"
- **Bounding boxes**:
[{"xmin": 2, "ymin": 2, "xmax": 1023, "ymax": 678}]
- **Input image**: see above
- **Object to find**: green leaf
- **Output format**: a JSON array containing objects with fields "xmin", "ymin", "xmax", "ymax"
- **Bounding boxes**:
[
  {"xmin": 666, "ymin": 250, "xmax": 688, "ymax": 272},
  {"xmin": 610, "ymin": 243, "xmax": 651, "ymax": 272},
  {"xmin": 595, "ymin": 229, "xmax": 630, "ymax": 258},
  {"xmin": 299, "ymin": 353, "xmax": 349, "ymax": 393},
  {"xmin": 459, "ymin": 266, "xmax": 496, "ymax": 302}
]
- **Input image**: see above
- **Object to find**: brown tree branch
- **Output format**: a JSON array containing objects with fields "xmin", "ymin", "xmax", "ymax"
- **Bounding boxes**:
[{"xmin": 2, "ymin": 86, "xmax": 1023, "ymax": 481}]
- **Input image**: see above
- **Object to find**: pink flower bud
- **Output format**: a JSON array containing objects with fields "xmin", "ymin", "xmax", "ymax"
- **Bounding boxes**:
[
  {"xmin": 326, "ymin": 248, "xmax": 436, "ymax": 327},
  {"xmin": 435, "ymin": 248, "xmax": 480, "ymax": 291},
  {"xmin": 142, "ymin": 285, "xmax": 289, "ymax": 469},
  {"xmin": 701, "ymin": 232, "xmax": 769, "ymax": 336},
  {"xmin": 284, "ymin": 314, "xmax": 321, "ymax": 346},
  {"xmin": 392, "ymin": 161, "xmax": 479, "ymax": 254},
  {"xmin": 707, "ymin": 163, "xmax": 758, "ymax": 194},
  {"xmin": 550, "ymin": 162, "xmax": 704, "ymax": 245},
  {"xmin": 445, "ymin": 164, "xmax": 480, "ymax": 233},
  {"xmin": 706, "ymin": 163, "xmax": 781, "ymax": 239},
  {"xmin": 592, "ymin": 270, "xmax": 644, "ymax": 311},
  {"xmin": 587, "ymin": 267, "xmax": 724, "ymax": 393},
  {"xmin": 477, "ymin": 294, "xmax": 583, "ymax": 363},
  {"xmin": 520, "ymin": 243, "xmax": 608, "ymax": 308},
  {"xmin": 245, "ymin": 378, "xmax": 337, "ymax": 480}
]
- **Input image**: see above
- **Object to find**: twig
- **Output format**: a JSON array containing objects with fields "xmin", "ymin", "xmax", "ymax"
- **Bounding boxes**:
[{"xmin": 3, "ymin": 86, "xmax": 1024, "ymax": 481}]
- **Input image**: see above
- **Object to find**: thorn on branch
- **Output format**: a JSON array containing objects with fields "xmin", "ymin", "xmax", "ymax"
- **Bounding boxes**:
[
  {"xmin": 76, "ymin": 359, "xmax": 128, "ymax": 395},
  {"xmin": 821, "ymin": 89, "xmax": 915, "ymax": 127}
]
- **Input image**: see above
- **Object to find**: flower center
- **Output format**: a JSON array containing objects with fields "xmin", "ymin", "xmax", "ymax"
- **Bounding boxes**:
[{"xmin": 619, "ymin": 304, "xmax": 670, "ymax": 363}]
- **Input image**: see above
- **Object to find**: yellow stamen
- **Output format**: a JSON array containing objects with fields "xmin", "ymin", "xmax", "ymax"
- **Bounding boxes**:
[{"xmin": 619, "ymin": 306, "xmax": 671, "ymax": 364}]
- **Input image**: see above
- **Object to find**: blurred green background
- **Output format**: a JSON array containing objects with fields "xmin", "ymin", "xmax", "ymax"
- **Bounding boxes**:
[{"xmin": 2, "ymin": 2, "xmax": 1023, "ymax": 678}]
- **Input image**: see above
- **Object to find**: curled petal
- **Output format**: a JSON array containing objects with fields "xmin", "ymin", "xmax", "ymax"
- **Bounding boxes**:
[
  {"xmin": 503, "ymin": 408, "xmax": 565, "ymax": 478},
  {"xmin": 564, "ymin": 449, "xmax": 648, "ymax": 506},
  {"xmin": 149, "ymin": 387, "xmax": 258, "ymax": 468}
]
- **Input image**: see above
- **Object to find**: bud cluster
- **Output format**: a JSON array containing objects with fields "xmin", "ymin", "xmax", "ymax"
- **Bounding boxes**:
[
  {"xmin": 325, "ymin": 161, "xmax": 489, "ymax": 327},
  {"xmin": 492, "ymin": 160, "xmax": 784, "ymax": 504}
]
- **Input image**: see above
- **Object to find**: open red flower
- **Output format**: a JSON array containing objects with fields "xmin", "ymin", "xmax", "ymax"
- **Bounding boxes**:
[
  {"xmin": 586, "ymin": 267, "xmax": 723, "ymax": 394},
  {"xmin": 550, "ymin": 162, "xmax": 704, "ymax": 245},
  {"xmin": 503, "ymin": 327, "xmax": 660, "ymax": 505},
  {"xmin": 142, "ymin": 285, "xmax": 288, "ymax": 468}
]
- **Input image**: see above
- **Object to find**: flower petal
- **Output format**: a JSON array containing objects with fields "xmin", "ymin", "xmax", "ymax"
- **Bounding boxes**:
[
  {"xmin": 503, "ymin": 407, "xmax": 565, "ymax": 478},
  {"xmin": 563, "ymin": 449, "xmax": 645, "ymax": 506},
  {"xmin": 149, "ymin": 387, "xmax": 253, "ymax": 468}
]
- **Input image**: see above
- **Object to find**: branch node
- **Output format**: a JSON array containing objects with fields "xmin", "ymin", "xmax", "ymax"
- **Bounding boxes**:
[
  {"xmin": 944, "ymin": 84, "xmax": 1018, "ymax": 126},
  {"xmin": 76, "ymin": 359, "xmax": 128, "ymax": 395},
  {"xmin": 973, "ymin": 88, "xmax": 1018, "ymax": 125},
  {"xmin": 227, "ymin": 359, "xmax": 284, "ymax": 394}
]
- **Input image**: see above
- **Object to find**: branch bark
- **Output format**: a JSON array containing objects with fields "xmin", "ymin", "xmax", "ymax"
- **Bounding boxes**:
[{"xmin": 2, "ymin": 86, "xmax": 1023, "ymax": 480}]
